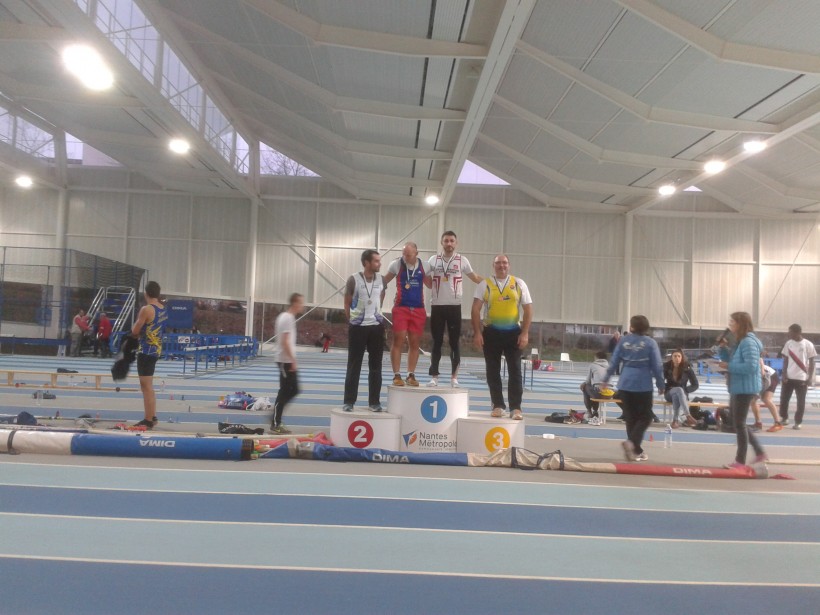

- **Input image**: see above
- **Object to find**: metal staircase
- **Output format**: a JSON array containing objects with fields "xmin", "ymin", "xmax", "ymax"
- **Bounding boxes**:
[{"xmin": 87, "ymin": 286, "xmax": 137, "ymax": 351}]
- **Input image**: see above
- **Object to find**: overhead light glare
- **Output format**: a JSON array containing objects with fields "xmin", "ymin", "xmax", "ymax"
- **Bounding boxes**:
[
  {"xmin": 425, "ymin": 194, "xmax": 440, "ymax": 206},
  {"xmin": 703, "ymin": 160, "xmax": 726, "ymax": 174},
  {"xmin": 683, "ymin": 185, "xmax": 702, "ymax": 192},
  {"xmin": 658, "ymin": 184, "xmax": 676, "ymax": 196},
  {"xmin": 169, "ymin": 138, "xmax": 190, "ymax": 154},
  {"xmin": 743, "ymin": 139, "xmax": 766, "ymax": 154},
  {"xmin": 62, "ymin": 44, "xmax": 113, "ymax": 91},
  {"xmin": 15, "ymin": 175, "xmax": 33, "ymax": 188}
]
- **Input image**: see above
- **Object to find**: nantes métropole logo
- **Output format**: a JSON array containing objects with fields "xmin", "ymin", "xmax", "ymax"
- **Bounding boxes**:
[{"xmin": 402, "ymin": 431, "xmax": 417, "ymax": 446}]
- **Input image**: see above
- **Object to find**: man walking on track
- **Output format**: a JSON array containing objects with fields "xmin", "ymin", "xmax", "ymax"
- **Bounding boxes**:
[
  {"xmin": 271, "ymin": 293, "xmax": 305, "ymax": 434},
  {"xmin": 426, "ymin": 230, "xmax": 482, "ymax": 387}
]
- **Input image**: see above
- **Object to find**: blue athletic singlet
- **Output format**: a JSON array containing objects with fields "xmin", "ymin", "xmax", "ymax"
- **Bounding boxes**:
[{"xmin": 138, "ymin": 304, "xmax": 168, "ymax": 356}]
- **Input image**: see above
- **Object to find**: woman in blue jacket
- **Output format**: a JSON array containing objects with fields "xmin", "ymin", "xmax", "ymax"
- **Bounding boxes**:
[
  {"xmin": 718, "ymin": 312, "xmax": 768, "ymax": 468},
  {"xmin": 603, "ymin": 315, "xmax": 665, "ymax": 462}
]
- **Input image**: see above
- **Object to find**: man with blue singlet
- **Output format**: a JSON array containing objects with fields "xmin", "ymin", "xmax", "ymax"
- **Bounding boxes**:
[{"xmin": 131, "ymin": 281, "xmax": 168, "ymax": 429}]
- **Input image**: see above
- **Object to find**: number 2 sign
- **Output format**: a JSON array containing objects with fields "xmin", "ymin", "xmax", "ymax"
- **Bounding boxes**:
[{"xmin": 347, "ymin": 420, "xmax": 374, "ymax": 448}]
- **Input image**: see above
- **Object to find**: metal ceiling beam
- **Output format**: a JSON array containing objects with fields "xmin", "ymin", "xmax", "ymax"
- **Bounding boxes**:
[
  {"xmin": 437, "ymin": 0, "xmax": 537, "ymax": 208},
  {"xmin": 493, "ymin": 95, "xmax": 702, "ymax": 171},
  {"xmin": 473, "ymin": 156, "xmax": 629, "ymax": 213},
  {"xmin": 0, "ymin": 21, "xmax": 69, "ymax": 41},
  {"xmin": 214, "ymin": 73, "xmax": 453, "ymax": 161},
  {"xmin": 0, "ymin": 73, "xmax": 145, "ymax": 108},
  {"xmin": 477, "ymin": 133, "xmax": 655, "ymax": 197},
  {"xmin": 614, "ymin": 0, "xmax": 820, "ymax": 75},
  {"xmin": 241, "ymin": 0, "xmax": 488, "ymax": 58},
  {"xmin": 165, "ymin": 9, "xmax": 466, "ymax": 121},
  {"xmin": 516, "ymin": 40, "xmax": 777, "ymax": 133}
]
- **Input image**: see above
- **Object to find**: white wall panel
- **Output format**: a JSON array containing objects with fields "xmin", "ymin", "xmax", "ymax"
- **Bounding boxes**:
[
  {"xmin": 564, "ymin": 256, "xmax": 625, "ymax": 323},
  {"xmin": 693, "ymin": 219, "xmax": 756, "ymax": 262},
  {"xmin": 444, "ymin": 208, "xmax": 503, "ymax": 258},
  {"xmin": 565, "ymin": 213, "xmax": 624, "ymax": 257},
  {"xmin": 316, "ymin": 204, "xmax": 377, "ymax": 248},
  {"xmin": 378, "ymin": 206, "xmax": 438, "ymax": 253},
  {"xmin": 67, "ymin": 167, "xmax": 128, "ymax": 189},
  {"xmin": 758, "ymin": 265, "xmax": 820, "ymax": 330},
  {"xmin": 190, "ymin": 240, "xmax": 246, "ymax": 297},
  {"xmin": 503, "ymin": 210, "xmax": 564, "ymax": 256},
  {"xmin": 258, "ymin": 201, "xmax": 316, "ymax": 244},
  {"xmin": 0, "ymin": 188, "xmax": 56, "ymax": 234},
  {"xmin": 314, "ymin": 247, "xmax": 365, "ymax": 309},
  {"xmin": 66, "ymin": 237, "xmax": 127, "ymax": 263},
  {"xmin": 760, "ymin": 219, "xmax": 820, "ymax": 264},
  {"xmin": 633, "ymin": 216, "xmax": 691, "ymax": 260},
  {"xmin": 692, "ymin": 263, "xmax": 754, "ymax": 328},
  {"xmin": 126, "ymin": 238, "xmax": 188, "ymax": 290},
  {"xmin": 512, "ymin": 254, "xmax": 564, "ymax": 320},
  {"xmin": 255, "ymin": 245, "xmax": 312, "ymax": 303},
  {"xmin": 631, "ymin": 260, "xmax": 688, "ymax": 326},
  {"xmin": 192, "ymin": 197, "xmax": 249, "ymax": 241},
  {"xmin": 67, "ymin": 192, "xmax": 127, "ymax": 237},
  {"xmin": 128, "ymin": 194, "xmax": 190, "ymax": 239}
]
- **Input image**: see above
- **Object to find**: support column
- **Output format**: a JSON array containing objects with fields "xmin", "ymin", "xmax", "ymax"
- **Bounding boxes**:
[{"xmin": 623, "ymin": 213, "xmax": 634, "ymax": 330}]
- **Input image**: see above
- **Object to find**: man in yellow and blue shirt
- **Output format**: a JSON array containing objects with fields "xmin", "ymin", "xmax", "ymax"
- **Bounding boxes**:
[{"xmin": 471, "ymin": 255, "xmax": 533, "ymax": 420}]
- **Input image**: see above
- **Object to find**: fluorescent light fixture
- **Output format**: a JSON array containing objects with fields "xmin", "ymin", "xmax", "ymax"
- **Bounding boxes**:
[
  {"xmin": 15, "ymin": 175, "xmax": 33, "ymax": 188},
  {"xmin": 683, "ymin": 185, "xmax": 702, "ymax": 192},
  {"xmin": 743, "ymin": 139, "xmax": 766, "ymax": 154},
  {"xmin": 703, "ymin": 160, "xmax": 726, "ymax": 174},
  {"xmin": 425, "ymin": 194, "xmax": 440, "ymax": 206},
  {"xmin": 62, "ymin": 44, "xmax": 113, "ymax": 91},
  {"xmin": 168, "ymin": 138, "xmax": 190, "ymax": 154},
  {"xmin": 658, "ymin": 184, "xmax": 676, "ymax": 196}
]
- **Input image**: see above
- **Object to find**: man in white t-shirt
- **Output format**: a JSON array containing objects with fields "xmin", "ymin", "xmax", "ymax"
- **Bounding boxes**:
[
  {"xmin": 271, "ymin": 292, "xmax": 305, "ymax": 434},
  {"xmin": 779, "ymin": 323, "xmax": 817, "ymax": 429},
  {"xmin": 425, "ymin": 231, "xmax": 483, "ymax": 387}
]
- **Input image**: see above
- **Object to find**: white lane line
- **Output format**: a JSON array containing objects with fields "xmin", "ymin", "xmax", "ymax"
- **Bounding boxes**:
[
  {"xmin": 0, "ymin": 483, "xmax": 817, "ymax": 517},
  {"xmin": 0, "ymin": 554, "xmax": 818, "ymax": 587},
  {"xmin": 1, "ymin": 512, "xmax": 818, "ymax": 545}
]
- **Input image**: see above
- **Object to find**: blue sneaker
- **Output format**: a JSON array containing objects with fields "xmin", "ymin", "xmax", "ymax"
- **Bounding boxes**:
[
  {"xmin": 368, "ymin": 404, "xmax": 383, "ymax": 413},
  {"xmin": 342, "ymin": 404, "xmax": 354, "ymax": 412}
]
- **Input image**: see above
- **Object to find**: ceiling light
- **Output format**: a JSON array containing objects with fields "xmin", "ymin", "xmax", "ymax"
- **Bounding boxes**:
[
  {"xmin": 658, "ymin": 184, "xmax": 676, "ymax": 196},
  {"xmin": 168, "ymin": 138, "xmax": 190, "ymax": 154},
  {"xmin": 703, "ymin": 160, "xmax": 726, "ymax": 174},
  {"xmin": 15, "ymin": 175, "xmax": 33, "ymax": 188},
  {"xmin": 62, "ymin": 44, "xmax": 113, "ymax": 91},
  {"xmin": 425, "ymin": 194, "xmax": 440, "ymax": 206},
  {"xmin": 743, "ymin": 139, "xmax": 766, "ymax": 154}
]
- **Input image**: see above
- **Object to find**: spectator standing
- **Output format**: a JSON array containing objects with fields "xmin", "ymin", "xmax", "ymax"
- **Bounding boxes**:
[
  {"xmin": 96, "ymin": 312, "xmax": 113, "ymax": 358},
  {"xmin": 70, "ymin": 308, "xmax": 90, "ymax": 357},
  {"xmin": 751, "ymin": 362, "xmax": 781, "ymax": 432},
  {"xmin": 717, "ymin": 312, "xmax": 768, "ymax": 468},
  {"xmin": 602, "ymin": 315, "xmax": 664, "ymax": 462},
  {"xmin": 779, "ymin": 323, "xmax": 816, "ymax": 430}
]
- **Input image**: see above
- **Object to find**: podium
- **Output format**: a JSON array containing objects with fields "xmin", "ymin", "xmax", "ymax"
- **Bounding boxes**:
[
  {"xmin": 456, "ymin": 416, "xmax": 525, "ymax": 453},
  {"xmin": 388, "ymin": 386, "xmax": 469, "ymax": 452},
  {"xmin": 329, "ymin": 408, "xmax": 401, "ymax": 450}
]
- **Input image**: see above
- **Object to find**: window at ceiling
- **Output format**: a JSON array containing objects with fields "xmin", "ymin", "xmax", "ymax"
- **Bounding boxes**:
[
  {"xmin": 66, "ymin": 133, "xmax": 122, "ymax": 167},
  {"xmin": 457, "ymin": 160, "xmax": 508, "ymax": 185},
  {"xmin": 204, "ymin": 96, "xmax": 233, "ymax": 165},
  {"xmin": 94, "ymin": 0, "xmax": 159, "ymax": 83},
  {"xmin": 14, "ymin": 117, "xmax": 54, "ymax": 160},
  {"xmin": 162, "ymin": 44, "xmax": 203, "ymax": 130},
  {"xmin": 260, "ymin": 142, "xmax": 319, "ymax": 177},
  {"xmin": 0, "ymin": 106, "xmax": 11, "ymax": 145},
  {"xmin": 235, "ymin": 134, "xmax": 249, "ymax": 175}
]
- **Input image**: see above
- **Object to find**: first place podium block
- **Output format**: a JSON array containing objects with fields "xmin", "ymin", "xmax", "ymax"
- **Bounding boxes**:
[
  {"xmin": 329, "ymin": 408, "xmax": 401, "ymax": 450},
  {"xmin": 388, "ymin": 386, "xmax": 469, "ymax": 452}
]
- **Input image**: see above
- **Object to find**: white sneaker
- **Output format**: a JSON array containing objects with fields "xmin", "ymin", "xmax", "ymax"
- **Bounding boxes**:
[
  {"xmin": 427, "ymin": 377, "xmax": 438, "ymax": 387},
  {"xmin": 451, "ymin": 377, "xmax": 459, "ymax": 388}
]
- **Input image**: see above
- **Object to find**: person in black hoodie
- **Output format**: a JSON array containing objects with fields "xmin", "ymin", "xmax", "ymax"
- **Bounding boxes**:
[{"xmin": 663, "ymin": 348, "xmax": 699, "ymax": 428}]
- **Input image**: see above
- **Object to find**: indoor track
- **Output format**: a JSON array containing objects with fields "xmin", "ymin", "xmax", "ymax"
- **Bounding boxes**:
[{"xmin": 1, "ymin": 348, "xmax": 818, "ymax": 614}]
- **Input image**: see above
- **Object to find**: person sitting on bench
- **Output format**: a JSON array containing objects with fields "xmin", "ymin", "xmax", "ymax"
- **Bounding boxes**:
[
  {"xmin": 580, "ymin": 350, "xmax": 609, "ymax": 425},
  {"xmin": 663, "ymin": 348, "xmax": 699, "ymax": 428}
]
